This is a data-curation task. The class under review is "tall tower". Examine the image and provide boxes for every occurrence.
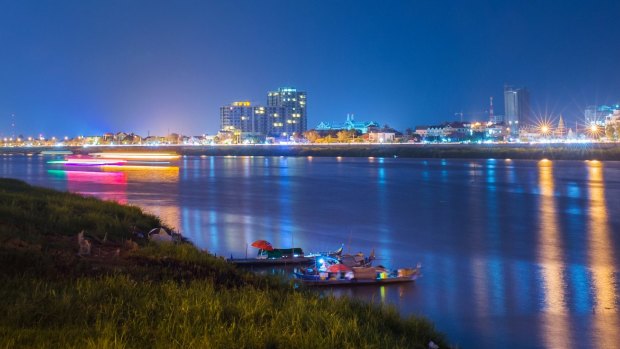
[556,115,566,138]
[504,85,531,136]
[10,113,16,138]
[489,97,495,124]
[266,87,307,138]
[220,101,261,133]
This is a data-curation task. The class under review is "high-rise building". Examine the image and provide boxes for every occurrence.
[220,101,264,133]
[504,85,531,135]
[585,104,620,126]
[266,87,307,138]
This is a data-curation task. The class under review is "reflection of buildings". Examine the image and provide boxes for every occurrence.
[537,160,571,349]
[587,161,619,347]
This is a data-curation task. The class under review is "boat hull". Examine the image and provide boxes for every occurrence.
[228,257,313,266]
[293,272,419,287]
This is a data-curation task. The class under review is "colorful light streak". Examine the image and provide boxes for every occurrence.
[89,152,181,160]
[102,165,179,171]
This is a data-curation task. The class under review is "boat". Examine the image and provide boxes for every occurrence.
[307,247,375,268]
[228,240,313,266]
[294,264,421,287]
[338,249,375,268]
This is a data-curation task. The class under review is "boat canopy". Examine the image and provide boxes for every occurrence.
[258,248,304,259]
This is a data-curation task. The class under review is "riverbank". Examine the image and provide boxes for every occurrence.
[3,143,620,160]
[0,178,449,348]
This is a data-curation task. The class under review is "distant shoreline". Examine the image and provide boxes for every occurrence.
[2,143,620,161]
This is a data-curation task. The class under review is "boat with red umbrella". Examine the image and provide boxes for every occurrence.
[228,240,312,266]
[250,240,274,251]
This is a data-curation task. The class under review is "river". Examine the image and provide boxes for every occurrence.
[2,153,619,348]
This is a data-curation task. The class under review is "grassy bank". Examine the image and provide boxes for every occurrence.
[0,178,449,348]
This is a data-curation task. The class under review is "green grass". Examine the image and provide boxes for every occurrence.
[0,275,445,348]
[0,178,450,348]
[0,177,160,244]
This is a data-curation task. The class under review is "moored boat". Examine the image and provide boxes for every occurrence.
[228,240,313,266]
[294,264,421,287]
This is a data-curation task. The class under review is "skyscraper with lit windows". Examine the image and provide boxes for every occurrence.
[504,85,531,135]
[266,87,307,138]
[220,101,264,133]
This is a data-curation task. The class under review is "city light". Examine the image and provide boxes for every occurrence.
[586,124,602,138]
[90,152,181,160]
[535,117,554,136]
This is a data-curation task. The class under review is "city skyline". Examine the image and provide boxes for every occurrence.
[1,1,619,136]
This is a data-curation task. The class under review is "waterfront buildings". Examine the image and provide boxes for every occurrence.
[220,101,262,134]
[585,104,620,126]
[219,87,307,140]
[266,87,307,138]
[416,122,471,139]
[368,132,395,143]
[414,121,510,142]
[316,114,379,134]
[504,85,531,135]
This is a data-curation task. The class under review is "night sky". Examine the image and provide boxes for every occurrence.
[1,0,619,137]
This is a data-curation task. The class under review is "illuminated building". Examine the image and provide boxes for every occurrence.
[316,114,379,134]
[368,132,395,143]
[504,85,531,136]
[585,104,620,126]
[220,101,264,134]
[219,88,307,139]
[266,87,307,138]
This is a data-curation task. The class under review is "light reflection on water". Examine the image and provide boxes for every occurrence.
[2,155,620,348]
[587,161,619,348]
[537,160,572,348]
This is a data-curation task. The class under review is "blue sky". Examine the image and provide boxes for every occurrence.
[1,0,619,136]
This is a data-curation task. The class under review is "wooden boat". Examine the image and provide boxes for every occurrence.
[228,241,313,266]
[228,241,352,267]
[294,265,421,287]
[228,255,313,266]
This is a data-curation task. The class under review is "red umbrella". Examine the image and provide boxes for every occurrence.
[251,240,274,251]
[327,264,352,273]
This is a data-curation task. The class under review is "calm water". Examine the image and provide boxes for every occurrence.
[2,154,620,348]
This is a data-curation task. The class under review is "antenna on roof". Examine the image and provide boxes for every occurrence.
[10,113,16,138]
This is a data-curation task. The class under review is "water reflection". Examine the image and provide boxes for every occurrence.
[102,165,179,182]
[537,160,572,348]
[48,169,128,203]
[5,155,620,348]
[587,161,619,348]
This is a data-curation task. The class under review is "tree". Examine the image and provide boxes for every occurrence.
[605,124,615,140]
[336,130,351,143]
[303,130,320,143]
